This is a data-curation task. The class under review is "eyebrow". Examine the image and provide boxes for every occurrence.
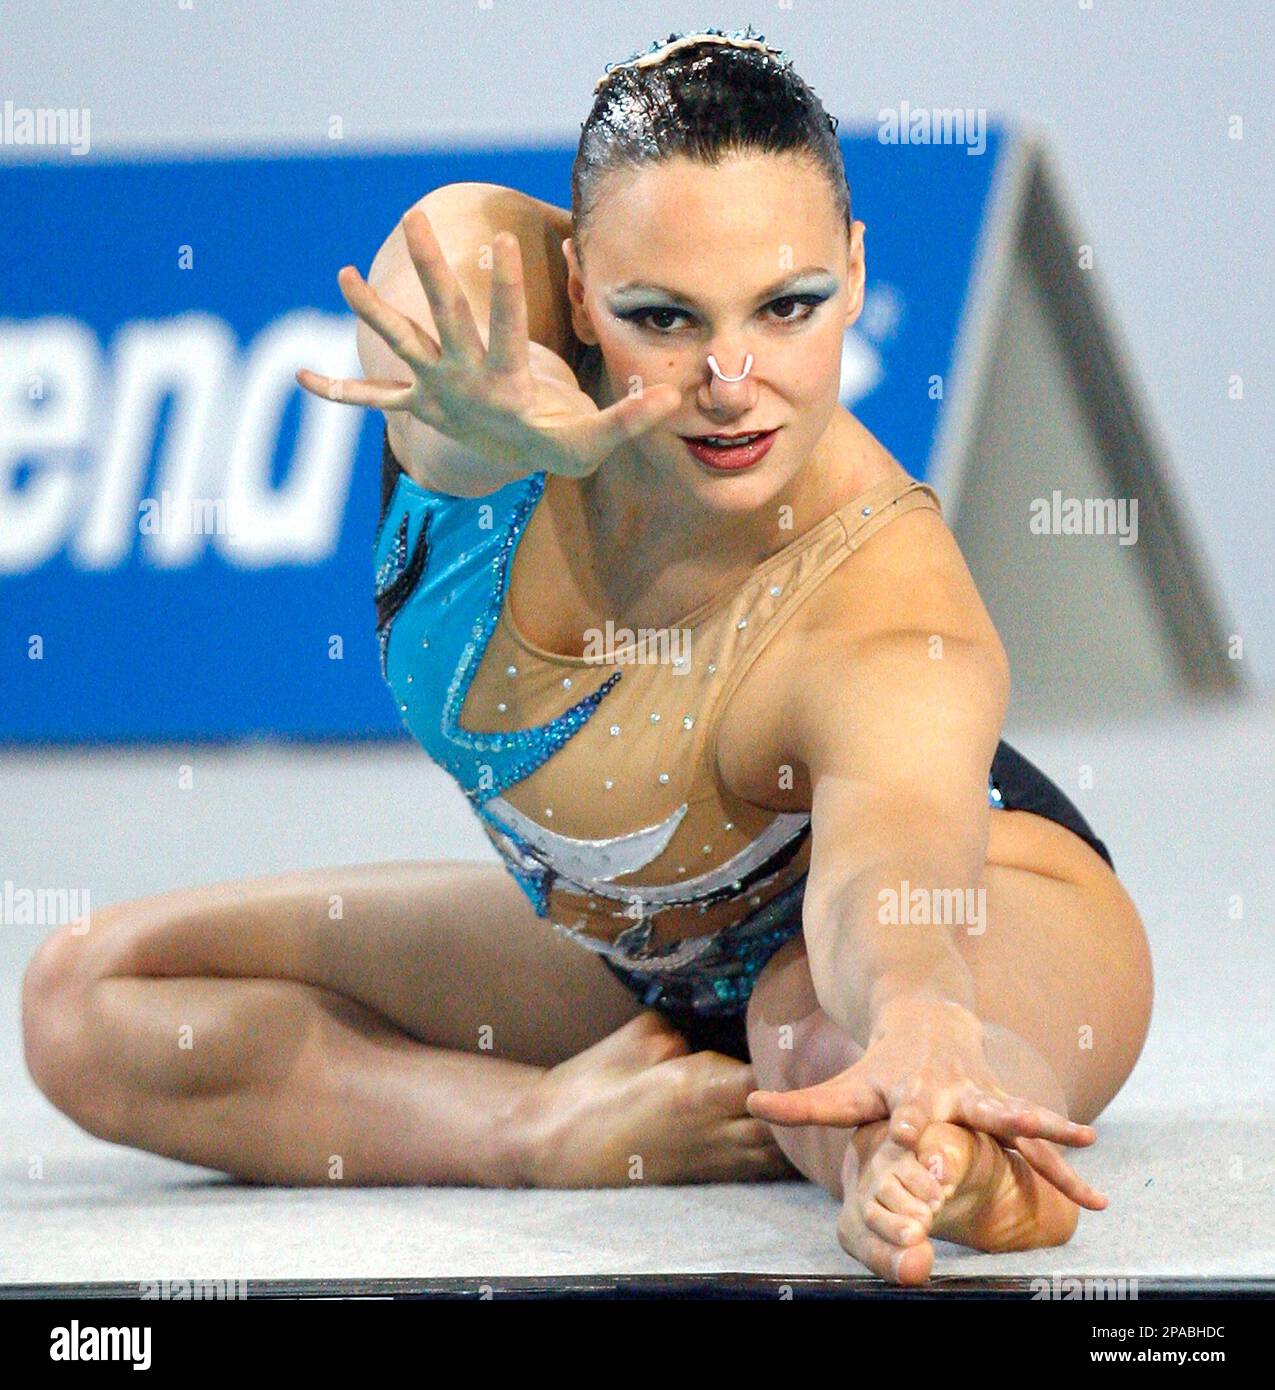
[607,266,837,309]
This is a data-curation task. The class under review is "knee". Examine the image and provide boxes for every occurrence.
[745,937,813,1091]
[21,926,116,1133]
[746,936,861,1094]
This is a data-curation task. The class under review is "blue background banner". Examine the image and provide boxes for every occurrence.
[0,128,1001,742]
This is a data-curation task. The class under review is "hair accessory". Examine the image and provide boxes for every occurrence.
[595,25,792,91]
[707,353,754,383]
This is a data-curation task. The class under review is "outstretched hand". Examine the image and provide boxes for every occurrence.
[296,207,682,480]
[746,998,1106,1210]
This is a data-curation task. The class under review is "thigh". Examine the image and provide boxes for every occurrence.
[954,843,1154,1123]
[59,859,648,1067]
[747,835,1153,1124]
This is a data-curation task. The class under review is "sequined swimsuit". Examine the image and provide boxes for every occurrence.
[374,429,1113,1050]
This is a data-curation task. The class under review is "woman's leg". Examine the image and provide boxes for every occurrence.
[20,859,650,1186]
[746,816,1154,1279]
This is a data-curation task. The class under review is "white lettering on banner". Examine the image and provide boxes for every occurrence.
[0,311,361,574]
[76,313,237,569]
[0,318,98,571]
[222,312,360,566]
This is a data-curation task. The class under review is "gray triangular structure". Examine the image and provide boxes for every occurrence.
[928,128,1240,721]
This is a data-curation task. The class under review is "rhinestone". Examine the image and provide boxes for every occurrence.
[673,656,687,667]
[682,715,694,729]
[677,865,686,874]
[604,779,614,790]
[707,662,717,674]
[399,702,407,712]
[588,899,597,909]
[723,820,734,830]
[506,664,518,677]
[406,674,413,683]
[649,712,660,723]
[702,843,711,854]
[544,807,553,818]
[497,702,507,712]
[736,617,748,629]
[562,677,573,689]
[769,584,782,596]
[862,505,872,516]
[609,724,621,736]
[421,635,429,648]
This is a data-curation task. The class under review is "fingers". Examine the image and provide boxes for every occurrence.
[746,1074,887,1129]
[295,367,414,411]
[400,208,487,361]
[337,265,441,372]
[1013,1135,1109,1211]
[953,1085,1097,1149]
[485,231,530,378]
[565,383,682,470]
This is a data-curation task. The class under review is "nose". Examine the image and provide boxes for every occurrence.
[698,350,758,416]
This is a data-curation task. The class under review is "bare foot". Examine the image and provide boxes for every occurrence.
[837,1119,1081,1285]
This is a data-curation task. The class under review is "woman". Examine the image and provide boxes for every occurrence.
[22,27,1153,1286]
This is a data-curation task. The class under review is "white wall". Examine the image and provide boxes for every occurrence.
[2,0,1270,685]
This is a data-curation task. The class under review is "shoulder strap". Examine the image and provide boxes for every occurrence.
[702,475,942,794]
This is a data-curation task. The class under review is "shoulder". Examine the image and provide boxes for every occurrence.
[800,491,994,647]
[715,473,1008,802]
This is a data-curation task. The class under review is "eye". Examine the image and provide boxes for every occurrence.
[765,293,828,323]
[619,306,693,334]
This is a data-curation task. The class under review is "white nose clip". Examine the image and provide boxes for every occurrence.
[707,353,754,382]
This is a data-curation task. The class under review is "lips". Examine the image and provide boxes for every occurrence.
[680,427,779,472]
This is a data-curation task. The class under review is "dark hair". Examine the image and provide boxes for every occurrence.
[571,31,852,258]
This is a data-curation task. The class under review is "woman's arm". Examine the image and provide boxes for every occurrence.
[300,184,679,496]
[358,182,580,496]
[788,505,1008,1034]
[746,507,1101,1199]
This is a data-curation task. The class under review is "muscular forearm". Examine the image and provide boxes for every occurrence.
[384,411,528,498]
[804,849,982,1045]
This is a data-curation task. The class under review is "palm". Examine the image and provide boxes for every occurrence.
[296,207,681,480]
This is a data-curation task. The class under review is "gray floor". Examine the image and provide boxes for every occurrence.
[1,692,1271,1284]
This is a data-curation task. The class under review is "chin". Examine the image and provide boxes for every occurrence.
[670,441,804,514]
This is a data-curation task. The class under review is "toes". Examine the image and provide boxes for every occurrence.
[862,1195,929,1247]
[893,1152,947,1211]
[838,1199,933,1284]
[916,1121,973,1195]
[873,1169,937,1228]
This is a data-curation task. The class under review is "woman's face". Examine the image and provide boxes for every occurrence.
[565,150,865,514]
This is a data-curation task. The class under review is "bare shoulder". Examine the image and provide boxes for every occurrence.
[364,182,575,359]
[715,471,1006,808]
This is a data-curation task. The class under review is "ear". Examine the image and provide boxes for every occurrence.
[843,220,867,329]
[562,236,600,346]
